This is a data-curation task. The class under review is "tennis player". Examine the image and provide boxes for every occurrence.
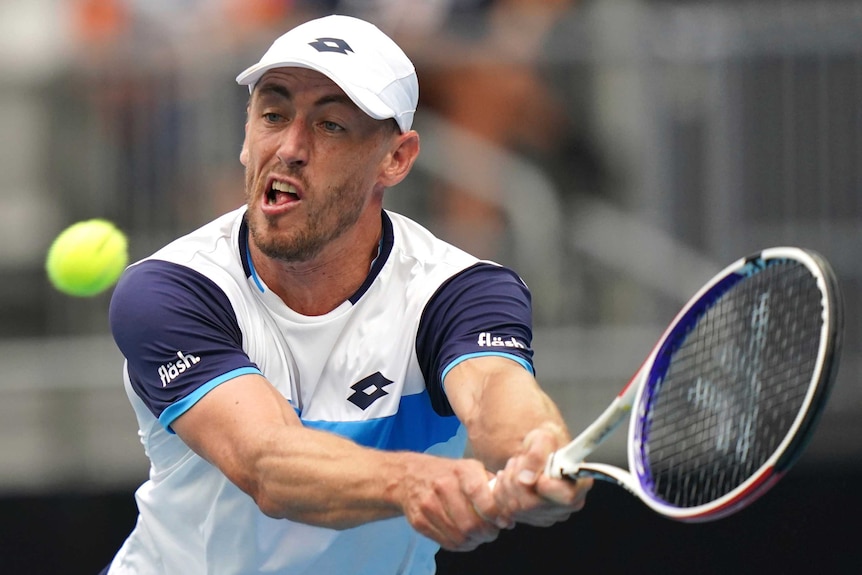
[101,14,590,575]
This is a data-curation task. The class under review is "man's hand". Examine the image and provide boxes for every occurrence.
[492,424,593,527]
[398,455,507,551]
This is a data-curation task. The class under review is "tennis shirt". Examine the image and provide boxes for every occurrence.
[105,206,535,574]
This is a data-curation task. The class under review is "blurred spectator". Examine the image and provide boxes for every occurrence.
[331,0,594,260]
[66,0,312,234]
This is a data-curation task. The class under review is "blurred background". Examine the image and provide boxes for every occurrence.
[1,0,860,573]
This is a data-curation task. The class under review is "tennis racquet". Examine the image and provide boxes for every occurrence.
[545,246,843,522]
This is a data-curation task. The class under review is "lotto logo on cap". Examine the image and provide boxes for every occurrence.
[236,15,418,133]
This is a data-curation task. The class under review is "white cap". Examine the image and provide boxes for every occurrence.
[236,15,418,133]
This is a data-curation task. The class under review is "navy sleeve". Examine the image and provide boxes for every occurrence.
[108,260,261,430]
[416,263,535,416]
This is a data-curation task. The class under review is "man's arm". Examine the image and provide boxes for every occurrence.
[443,355,592,525]
[170,372,505,550]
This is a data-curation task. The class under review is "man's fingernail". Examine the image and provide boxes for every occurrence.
[517,470,537,484]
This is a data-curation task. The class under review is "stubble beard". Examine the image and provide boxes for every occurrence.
[245,169,368,263]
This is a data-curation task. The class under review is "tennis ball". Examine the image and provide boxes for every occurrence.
[45,219,129,297]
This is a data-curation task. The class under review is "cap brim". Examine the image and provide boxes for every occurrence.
[236,59,395,123]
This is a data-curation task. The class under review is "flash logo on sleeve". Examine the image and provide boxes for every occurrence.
[477,333,527,349]
[158,351,202,387]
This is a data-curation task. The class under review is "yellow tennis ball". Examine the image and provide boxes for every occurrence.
[45,219,129,297]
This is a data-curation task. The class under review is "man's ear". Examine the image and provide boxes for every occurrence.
[380,131,420,188]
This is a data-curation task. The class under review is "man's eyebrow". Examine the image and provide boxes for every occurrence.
[314,93,354,109]
[254,85,354,111]
[256,83,292,101]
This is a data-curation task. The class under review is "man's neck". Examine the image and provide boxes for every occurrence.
[249,215,383,316]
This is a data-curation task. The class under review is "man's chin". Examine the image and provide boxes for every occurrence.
[250,229,322,264]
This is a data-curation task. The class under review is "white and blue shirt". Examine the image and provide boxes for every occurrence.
[106,206,535,575]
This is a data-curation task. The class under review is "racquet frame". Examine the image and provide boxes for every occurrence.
[545,247,842,521]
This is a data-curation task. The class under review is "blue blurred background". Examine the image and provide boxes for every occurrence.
[1,0,860,573]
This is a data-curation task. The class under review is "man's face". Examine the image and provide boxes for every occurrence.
[241,67,395,263]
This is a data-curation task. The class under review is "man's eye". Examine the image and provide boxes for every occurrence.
[322,121,344,132]
[263,112,283,122]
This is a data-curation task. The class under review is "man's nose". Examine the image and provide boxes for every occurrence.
[276,120,310,167]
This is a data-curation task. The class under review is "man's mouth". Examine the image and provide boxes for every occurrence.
[266,180,300,206]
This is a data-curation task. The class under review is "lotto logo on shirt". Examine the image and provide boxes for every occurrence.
[158,351,202,387]
[477,332,527,349]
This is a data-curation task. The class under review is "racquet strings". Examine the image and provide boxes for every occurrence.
[639,260,825,508]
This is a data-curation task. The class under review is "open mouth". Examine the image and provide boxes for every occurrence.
[266,180,300,206]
